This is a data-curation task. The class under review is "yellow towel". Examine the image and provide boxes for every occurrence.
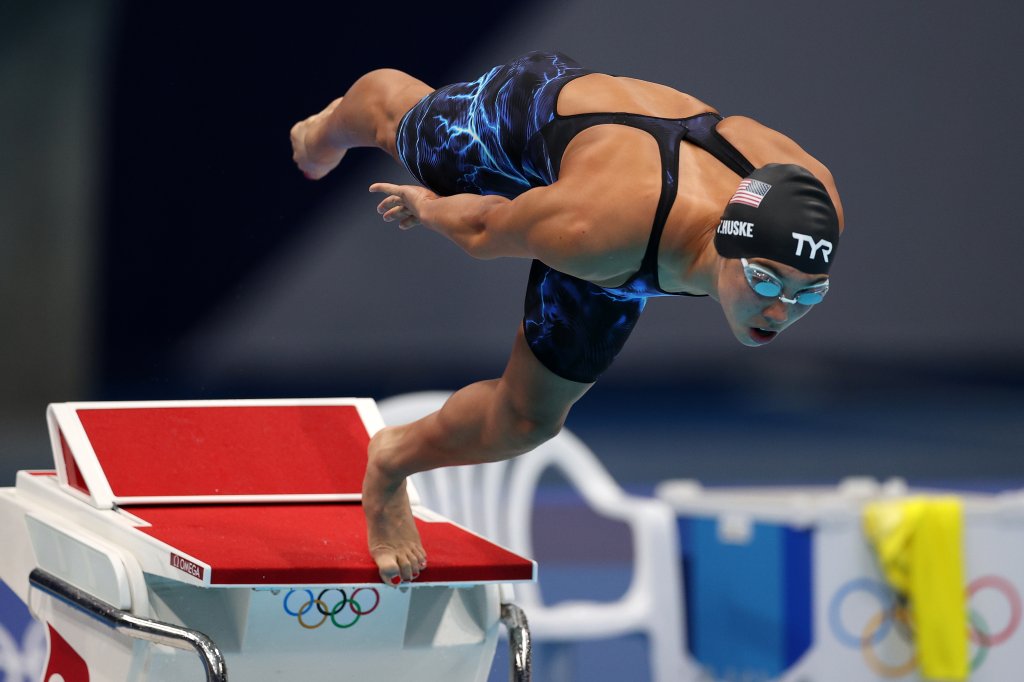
[862,496,968,681]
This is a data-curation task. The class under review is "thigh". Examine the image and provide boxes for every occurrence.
[497,324,595,431]
[414,324,592,467]
[522,261,646,384]
[394,51,589,198]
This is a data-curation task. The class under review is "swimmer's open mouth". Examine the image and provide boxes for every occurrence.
[748,327,778,344]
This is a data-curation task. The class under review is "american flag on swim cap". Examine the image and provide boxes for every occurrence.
[729,178,772,208]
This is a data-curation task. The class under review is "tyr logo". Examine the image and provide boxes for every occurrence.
[791,233,833,262]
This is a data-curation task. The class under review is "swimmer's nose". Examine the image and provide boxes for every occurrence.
[762,300,789,324]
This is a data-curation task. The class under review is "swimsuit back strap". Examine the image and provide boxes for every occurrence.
[614,115,686,279]
[679,112,756,178]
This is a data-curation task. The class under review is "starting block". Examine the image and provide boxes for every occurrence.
[0,399,536,681]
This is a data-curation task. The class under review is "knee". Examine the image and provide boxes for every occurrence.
[350,67,412,96]
[348,69,427,150]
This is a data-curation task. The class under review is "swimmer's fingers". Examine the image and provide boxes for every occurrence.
[369,182,405,197]
[369,182,438,206]
[377,195,404,216]
[372,185,416,219]
[389,210,420,230]
[382,206,413,222]
[370,183,436,230]
[379,204,421,230]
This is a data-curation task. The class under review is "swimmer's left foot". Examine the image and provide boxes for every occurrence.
[363,427,428,585]
[290,97,348,180]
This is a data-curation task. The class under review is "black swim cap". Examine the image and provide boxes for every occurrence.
[714,163,840,275]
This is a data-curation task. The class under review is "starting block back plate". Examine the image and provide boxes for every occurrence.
[47,399,383,508]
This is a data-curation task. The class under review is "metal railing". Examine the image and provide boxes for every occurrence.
[29,568,227,682]
[500,602,532,682]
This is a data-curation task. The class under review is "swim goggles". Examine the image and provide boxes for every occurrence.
[741,258,829,305]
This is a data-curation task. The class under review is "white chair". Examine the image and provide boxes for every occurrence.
[377,391,699,682]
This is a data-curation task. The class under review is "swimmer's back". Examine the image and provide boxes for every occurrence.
[558,73,837,190]
[554,73,844,242]
[558,73,717,119]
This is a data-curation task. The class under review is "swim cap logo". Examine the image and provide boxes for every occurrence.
[792,232,833,262]
[718,220,754,238]
[729,178,772,208]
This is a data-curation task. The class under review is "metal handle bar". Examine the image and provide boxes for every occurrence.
[500,602,532,682]
[29,568,227,682]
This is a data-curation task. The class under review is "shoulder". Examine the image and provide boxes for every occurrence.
[523,173,654,283]
[549,133,665,281]
[717,116,845,231]
[716,116,829,176]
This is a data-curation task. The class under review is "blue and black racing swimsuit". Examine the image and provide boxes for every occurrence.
[396,51,755,383]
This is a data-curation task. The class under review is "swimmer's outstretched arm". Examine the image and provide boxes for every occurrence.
[370,181,607,274]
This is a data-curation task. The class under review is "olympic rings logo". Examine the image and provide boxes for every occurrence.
[282,588,381,629]
[828,575,1022,676]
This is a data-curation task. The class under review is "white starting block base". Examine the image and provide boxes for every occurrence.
[25,578,501,681]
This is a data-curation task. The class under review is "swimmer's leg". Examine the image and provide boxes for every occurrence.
[363,325,593,584]
[290,69,433,179]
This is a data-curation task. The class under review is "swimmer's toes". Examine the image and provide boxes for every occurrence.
[398,551,421,583]
[371,548,401,585]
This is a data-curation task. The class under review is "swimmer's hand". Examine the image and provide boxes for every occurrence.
[370,182,439,230]
[370,183,516,260]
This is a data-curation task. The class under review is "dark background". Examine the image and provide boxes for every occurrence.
[3,0,1023,487]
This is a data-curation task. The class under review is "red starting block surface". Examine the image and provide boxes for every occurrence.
[42,399,536,586]
[128,503,533,585]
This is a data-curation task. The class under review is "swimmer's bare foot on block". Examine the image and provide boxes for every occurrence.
[290,97,347,180]
[363,426,428,585]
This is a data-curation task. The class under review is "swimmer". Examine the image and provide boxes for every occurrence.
[290,51,845,585]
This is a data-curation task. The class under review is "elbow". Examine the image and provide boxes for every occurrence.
[465,198,514,260]
[463,234,502,260]
[449,211,498,260]
[464,237,499,261]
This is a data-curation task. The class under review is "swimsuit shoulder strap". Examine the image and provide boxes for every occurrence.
[679,112,756,178]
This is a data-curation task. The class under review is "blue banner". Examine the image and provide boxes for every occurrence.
[0,581,44,682]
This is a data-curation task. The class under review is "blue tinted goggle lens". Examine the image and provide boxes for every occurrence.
[743,260,828,305]
[752,280,782,297]
[792,289,826,305]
